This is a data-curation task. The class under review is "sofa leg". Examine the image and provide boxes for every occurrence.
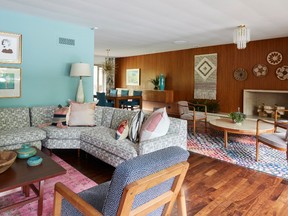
[77,149,80,157]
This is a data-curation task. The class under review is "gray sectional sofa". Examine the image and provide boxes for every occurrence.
[0,107,46,151]
[0,106,187,167]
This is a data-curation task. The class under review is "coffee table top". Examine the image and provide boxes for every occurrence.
[209,118,274,135]
[0,148,66,192]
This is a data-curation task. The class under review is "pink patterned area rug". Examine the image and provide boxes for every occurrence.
[0,154,97,216]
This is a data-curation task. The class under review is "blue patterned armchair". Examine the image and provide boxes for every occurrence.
[54,146,189,216]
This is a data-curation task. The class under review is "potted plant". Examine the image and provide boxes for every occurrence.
[150,76,160,90]
[228,111,246,124]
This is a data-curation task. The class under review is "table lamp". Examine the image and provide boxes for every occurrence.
[70,63,91,103]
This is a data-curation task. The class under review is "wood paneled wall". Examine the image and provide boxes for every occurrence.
[115,37,288,114]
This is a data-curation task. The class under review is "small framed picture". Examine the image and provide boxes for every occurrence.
[0,67,21,98]
[126,68,140,86]
[0,32,22,64]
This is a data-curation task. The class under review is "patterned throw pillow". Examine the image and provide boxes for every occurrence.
[116,120,129,140]
[68,102,96,126]
[52,106,69,126]
[139,107,170,142]
[129,110,145,143]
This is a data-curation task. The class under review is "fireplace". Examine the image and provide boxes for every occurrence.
[243,89,288,116]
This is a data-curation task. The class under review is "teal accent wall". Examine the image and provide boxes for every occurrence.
[0,9,94,107]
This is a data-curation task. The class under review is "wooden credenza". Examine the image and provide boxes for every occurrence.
[142,90,174,113]
[142,90,174,104]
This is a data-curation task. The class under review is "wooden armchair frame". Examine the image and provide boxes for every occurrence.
[54,161,189,216]
[178,101,207,135]
[274,109,288,130]
[256,119,287,161]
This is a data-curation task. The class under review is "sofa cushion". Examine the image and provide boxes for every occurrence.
[115,120,129,140]
[101,107,115,128]
[41,126,94,139]
[68,102,96,126]
[139,107,170,142]
[30,106,57,127]
[42,139,80,149]
[0,127,46,147]
[0,107,30,130]
[111,109,137,130]
[129,110,145,143]
[81,126,138,161]
[52,106,70,126]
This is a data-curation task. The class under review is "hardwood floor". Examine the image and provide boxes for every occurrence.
[53,149,288,215]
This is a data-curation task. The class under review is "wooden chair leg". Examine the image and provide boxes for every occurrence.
[256,138,259,161]
[177,188,187,216]
[193,120,196,135]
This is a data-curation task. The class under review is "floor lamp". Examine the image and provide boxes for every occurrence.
[70,63,91,103]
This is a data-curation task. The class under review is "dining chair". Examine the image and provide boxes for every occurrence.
[96,92,114,107]
[109,89,118,96]
[256,119,288,161]
[124,90,142,110]
[53,146,189,216]
[177,101,207,135]
[119,89,129,109]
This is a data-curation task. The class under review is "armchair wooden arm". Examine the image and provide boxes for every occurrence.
[274,109,288,130]
[190,103,207,115]
[256,119,274,136]
[54,182,103,216]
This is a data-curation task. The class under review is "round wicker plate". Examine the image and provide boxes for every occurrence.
[234,68,247,81]
[253,64,268,77]
[267,51,282,65]
[275,65,288,80]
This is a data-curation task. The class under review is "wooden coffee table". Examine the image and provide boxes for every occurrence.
[209,118,275,148]
[0,148,66,216]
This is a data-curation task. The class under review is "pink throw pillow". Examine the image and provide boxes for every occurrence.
[139,107,170,142]
[68,102,96,126]
[116,120,129,140]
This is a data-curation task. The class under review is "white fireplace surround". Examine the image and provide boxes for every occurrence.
[243,89,288,116]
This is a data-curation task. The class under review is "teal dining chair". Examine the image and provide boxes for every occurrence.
[119,89,129,109]
[124,90,142,110]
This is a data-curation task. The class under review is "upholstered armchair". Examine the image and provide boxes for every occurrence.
[177,101,207,135]
[54,146,189,216]
[256,119,288,161]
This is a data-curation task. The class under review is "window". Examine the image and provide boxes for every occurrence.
[93,65,106,95]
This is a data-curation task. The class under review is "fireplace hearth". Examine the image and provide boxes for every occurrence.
[243,89,288,117]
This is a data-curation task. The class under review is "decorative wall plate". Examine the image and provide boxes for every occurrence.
[275,66,288,80]
[253,64,268,77]
[234,68,247,81]
[267,51,282,65]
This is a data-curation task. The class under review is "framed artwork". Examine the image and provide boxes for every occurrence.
[0,32,22,64]
[126,68,140,86]
[0,67,21,98]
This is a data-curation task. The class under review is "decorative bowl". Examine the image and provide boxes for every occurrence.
[16,144,37,159]
[0,151,17,174]
[27,156,43,166]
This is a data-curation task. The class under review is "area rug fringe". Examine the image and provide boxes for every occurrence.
[0,154,97,216]
[187,129,288,180]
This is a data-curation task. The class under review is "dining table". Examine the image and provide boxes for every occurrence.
[106,95,142,109]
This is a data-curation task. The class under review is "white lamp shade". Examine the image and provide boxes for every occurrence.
[70,63,91,77]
